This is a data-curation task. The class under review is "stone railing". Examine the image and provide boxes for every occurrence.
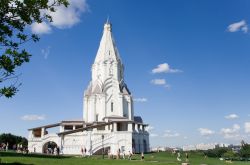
[42,133,58,141]
[91,133,115,153]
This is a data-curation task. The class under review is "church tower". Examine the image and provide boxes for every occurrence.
[83,22,134,123]
[28,22,149,155]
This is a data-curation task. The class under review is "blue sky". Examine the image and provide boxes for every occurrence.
[1,0,250,147]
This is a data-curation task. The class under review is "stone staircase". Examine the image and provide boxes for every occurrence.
[91,133,115,154]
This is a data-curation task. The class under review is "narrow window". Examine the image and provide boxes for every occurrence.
[111,102,113,112]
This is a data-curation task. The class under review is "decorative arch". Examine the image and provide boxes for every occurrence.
[42,141,58,154]
[92,79,104,94]
[103,78,113,93]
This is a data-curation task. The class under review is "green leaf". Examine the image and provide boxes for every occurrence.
[0,86,17,98]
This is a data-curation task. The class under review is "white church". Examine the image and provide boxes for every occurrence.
[28,22,150,155]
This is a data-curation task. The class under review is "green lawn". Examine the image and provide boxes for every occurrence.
[0,151,249,165]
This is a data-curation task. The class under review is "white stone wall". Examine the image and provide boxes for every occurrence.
[28,133,60,153]
[29,130,148,155]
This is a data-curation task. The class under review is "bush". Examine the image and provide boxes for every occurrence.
[205,147,230,158]
[239,143,250,159]
[0,133,27,150]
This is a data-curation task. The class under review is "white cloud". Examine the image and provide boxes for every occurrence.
[152,63,182,74]
[146,126,158,137]
[221,124,240,139]
[151,79,170,88]
[163,130,180,138]
[41,46,51,59]
[151,79,166,85]
[31,0,88,34]
[225,114,239,120]
[146,126,154,132]
[163,132,180,138]
[227,20,248,33]
[49,0,88,29]
[150,133,159,137]
[245,122,250,133]
[198,128,215,136]
[31,22,51,34]
[21,115,46,121]
[134,98,147,102]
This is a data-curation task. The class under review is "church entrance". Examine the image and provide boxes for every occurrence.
[42,141,58,154]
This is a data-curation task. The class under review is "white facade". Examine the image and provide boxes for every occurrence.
[28,22,149,155]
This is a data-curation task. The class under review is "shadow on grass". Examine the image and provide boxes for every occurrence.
[0,151,70,159]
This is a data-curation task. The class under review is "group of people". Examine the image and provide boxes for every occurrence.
[106,148,144,161]
[0,143,8,151]
[80,147,87,157]
[46,146,60,155]
[0,142,29,154]
[80,147,145,161]
[107,148,133,160]
[176,152,189,162]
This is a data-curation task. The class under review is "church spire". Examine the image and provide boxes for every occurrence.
[93,21,121,64]
[91,22,124,83]
[84,22,133,124]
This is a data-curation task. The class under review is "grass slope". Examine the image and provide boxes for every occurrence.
[0,151,249,165]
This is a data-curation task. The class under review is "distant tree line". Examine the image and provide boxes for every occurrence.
[204,141,250,161]
[0,133,27,150]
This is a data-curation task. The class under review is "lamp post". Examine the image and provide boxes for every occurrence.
[102,134,104,159]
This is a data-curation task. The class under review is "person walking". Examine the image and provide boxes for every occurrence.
[128,151,132,160]
[185,152,189,162]
[177,152,181,161]
[81,147,84,157]
[84,147,87,157]
[141,152,144,161]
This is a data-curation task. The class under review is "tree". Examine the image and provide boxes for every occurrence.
[205,147,230,158]
[0,133,28,149]
[239,143,250,159]
[223,150,238,160]
[0,0,68,98]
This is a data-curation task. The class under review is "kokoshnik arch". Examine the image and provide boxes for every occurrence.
[28,22,150,155]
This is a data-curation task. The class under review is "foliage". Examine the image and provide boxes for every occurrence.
[0,133,27,149]
[239,143,250,158]
[0,0,68,98]
[223,150,238,160]
[204,147,230,158]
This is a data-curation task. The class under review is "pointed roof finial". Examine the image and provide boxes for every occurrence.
[104,16,112,31]
[106,15,110,24]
